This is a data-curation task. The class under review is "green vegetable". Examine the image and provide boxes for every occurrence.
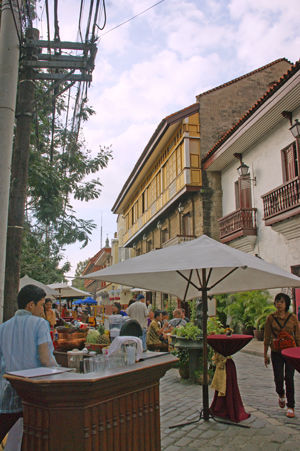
[86,329,100,344]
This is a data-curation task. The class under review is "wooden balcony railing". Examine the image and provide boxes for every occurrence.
[218,208,257,242]
[262,176,300,221]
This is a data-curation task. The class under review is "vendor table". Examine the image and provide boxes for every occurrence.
[5,353,177,451]
[282,347,300,373]
[207,334,252,423]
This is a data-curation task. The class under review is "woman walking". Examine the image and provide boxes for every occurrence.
[264,293,300,418]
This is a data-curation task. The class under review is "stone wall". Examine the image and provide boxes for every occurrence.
[198,59,292,157]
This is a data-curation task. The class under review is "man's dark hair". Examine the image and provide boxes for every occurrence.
[17,284,46,309]
[274,292,291,312]
[154,310,161,319]
[113,302,121,312]
[45,298,52,304]
[161,311,168,316]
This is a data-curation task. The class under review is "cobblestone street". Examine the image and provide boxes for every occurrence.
[160,346,300,450]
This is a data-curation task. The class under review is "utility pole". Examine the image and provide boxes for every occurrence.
[2,24,97,320]
[4,28,39,321]
[0,0,21,323]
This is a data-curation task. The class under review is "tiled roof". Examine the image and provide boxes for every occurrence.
[82,248,111,275]
[197,58,292,99]
[202,59,300,164]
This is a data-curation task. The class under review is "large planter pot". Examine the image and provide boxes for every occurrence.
[172,336,203,350]
[179,366,189,379]
[172,336,203,383]
[253,329,264,341]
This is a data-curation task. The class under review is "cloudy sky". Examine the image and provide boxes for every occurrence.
[34,0,300,279]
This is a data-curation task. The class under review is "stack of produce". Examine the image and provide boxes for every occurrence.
[85,325,110,353]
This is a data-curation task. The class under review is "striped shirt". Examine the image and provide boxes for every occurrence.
[0,309,54,413]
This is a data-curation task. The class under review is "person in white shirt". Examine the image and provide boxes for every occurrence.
[126,294,148,351]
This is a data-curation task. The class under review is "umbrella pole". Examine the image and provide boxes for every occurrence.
[201,272,210,421]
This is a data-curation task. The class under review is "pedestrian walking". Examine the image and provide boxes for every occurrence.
[264,292,300,418]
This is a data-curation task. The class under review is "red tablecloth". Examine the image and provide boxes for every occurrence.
[282,347,300,373]
[207,334,253,356]
[207,334,252,423]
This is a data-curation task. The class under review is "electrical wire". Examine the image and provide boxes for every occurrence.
[54,0,61,44]
[98,0,165,36]
[78,0,85,42]
[94,0,106,33]
[25,0,33,28]
[45,0,51,54]
[85,0,94,43]
[17,0,25,40]
[91,0,101,42]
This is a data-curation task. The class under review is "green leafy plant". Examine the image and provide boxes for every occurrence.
[254,305,276,330]
[216,291,272,332]
[207,317,225,335]
[189,299,197,323]
[171,348,189,369]
[166,298,177,320]
[173,322,202,340]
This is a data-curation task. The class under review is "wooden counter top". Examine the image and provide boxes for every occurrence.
[5,353,178,451]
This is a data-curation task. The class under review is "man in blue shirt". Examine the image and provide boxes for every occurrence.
[0,284,56,443]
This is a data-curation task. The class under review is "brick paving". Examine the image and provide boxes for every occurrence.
[160,340,300,450]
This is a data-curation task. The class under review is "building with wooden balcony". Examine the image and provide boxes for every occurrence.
[81,239,112,299]
[112,59,292,307]
[203,60,300,312]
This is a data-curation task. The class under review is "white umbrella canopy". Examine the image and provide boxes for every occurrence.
[83,234,300,422]
[83,235,300,298]
[47,283,91,298]
[20,275,59,297]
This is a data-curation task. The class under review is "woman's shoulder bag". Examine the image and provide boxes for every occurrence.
[271,314,296,352]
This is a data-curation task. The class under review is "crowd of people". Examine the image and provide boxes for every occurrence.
[119,293,189,351]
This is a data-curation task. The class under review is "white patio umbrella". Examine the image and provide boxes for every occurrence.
[20,275,59,297]
[47,283,91,299]
[82,234,300,420]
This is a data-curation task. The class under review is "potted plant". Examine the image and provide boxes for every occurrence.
[218,290,272,334]
[172,348,190,379]
[171,322,202,348]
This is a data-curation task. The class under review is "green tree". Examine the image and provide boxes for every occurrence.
[5,77,112,319]
[72,259,90,290]
[20,222,70,284]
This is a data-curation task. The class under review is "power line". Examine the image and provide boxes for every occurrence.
[98,0,166,36]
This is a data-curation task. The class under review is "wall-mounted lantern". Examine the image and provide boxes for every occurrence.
[177,202,184,214]
[290,119,300,139]
[234,152,256,184]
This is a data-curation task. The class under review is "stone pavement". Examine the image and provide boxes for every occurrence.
[160,340,300,450]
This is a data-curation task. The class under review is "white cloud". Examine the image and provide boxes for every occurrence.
[48,0,300,276]
[228,0,300,65]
